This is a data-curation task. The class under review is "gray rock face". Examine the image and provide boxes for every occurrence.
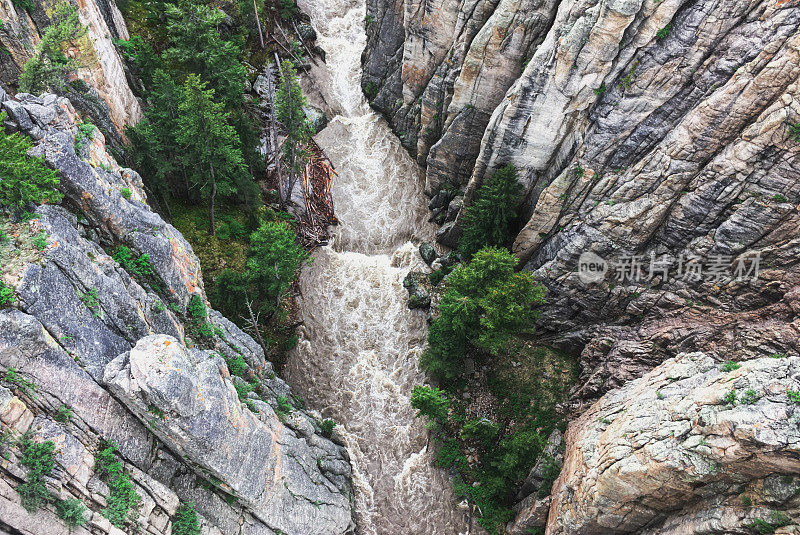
[0,93,354,534]
[365,1,800,532]
[0,0,141,136]
[546,352,800,534]
[365,0,800,406]
[104,335,353,535]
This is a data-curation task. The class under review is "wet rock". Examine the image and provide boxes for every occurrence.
[444,195,463,223]
[297,23,316,42]
[402,271,431,309]
[419,243,438,265]
[304,104,328,134]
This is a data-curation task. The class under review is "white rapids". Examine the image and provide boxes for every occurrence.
[284,0,472,533]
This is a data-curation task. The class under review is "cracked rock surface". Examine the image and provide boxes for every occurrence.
[0,91,354,535]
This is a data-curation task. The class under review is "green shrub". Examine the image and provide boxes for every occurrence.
[94,442,140,528]
[56,498,88,527]
[656,23,673,40]
[73,121,96,154]
[745,511,791,534]
[320,419,336,438]
[0,112,63,209]
[723,388,737,406]
[721,360,741,372]
[54,404,73,423]
[0,281,14,308]
[172,502,200,535]
[279,0,297,20]
[17,433,56,512]
[458,164,522,258]
[741,389,759,405]
[459,418,499,446]
[4,367,37,398]
[410,385,450,423]
[789,123,800,143]
[33,231,49,250]
[421,247,545,382]
[787,390,800,404]
[11,0,35,12]
[429,264,455,286]
[224,353,247,376]
[121,187,132,199]
[364,81,378,100]
[187,294,214,340]
[772,193,788,203]
[246,221,309,309]
[80,288,101,317]
[112,246,155,279]
[276,395,292,414]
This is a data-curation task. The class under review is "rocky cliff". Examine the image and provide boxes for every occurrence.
[0,0,141,146]
[0,91,354,534]
[364,0,800,532]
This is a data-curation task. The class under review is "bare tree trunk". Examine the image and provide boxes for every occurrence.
[244,296,267,351]
[266,62,285,208]
[209,163,217,236]
[286,143,297,206]
[253,0,265,49]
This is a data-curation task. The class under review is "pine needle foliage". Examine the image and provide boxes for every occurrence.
[458,164,523,258]
[421,247,544,382]
[176,75,246,234]
[19,2,88,94]
[0,112,63,209]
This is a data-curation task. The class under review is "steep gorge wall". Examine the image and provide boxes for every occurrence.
[364,0,800,533]
[0,0,141,141]
[0,92,354,534]
[364,0,800,404]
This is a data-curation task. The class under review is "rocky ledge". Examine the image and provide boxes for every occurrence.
[0,92,354,534]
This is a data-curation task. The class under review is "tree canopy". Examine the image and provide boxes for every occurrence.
[458,164,523,258]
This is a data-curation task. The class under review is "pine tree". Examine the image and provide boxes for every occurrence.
[458,164,523,258]
[176,75,245,235]
[18,2,88,94]
[0,112,63,209]
[162,1,247,111]
[127,69,184,200]
[275,59,312,206]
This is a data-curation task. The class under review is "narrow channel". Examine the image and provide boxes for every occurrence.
[283,0,472,533]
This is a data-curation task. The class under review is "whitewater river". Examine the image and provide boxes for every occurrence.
[284,0,472,533]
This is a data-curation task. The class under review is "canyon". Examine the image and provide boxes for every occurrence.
[0,0,799,533]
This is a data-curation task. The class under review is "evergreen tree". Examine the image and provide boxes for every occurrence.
[19,2,88,94]
[0,112,63,209]
[176,75,246,235]
[127,69,184,199]
[275,59,312,206]
[246,220,309,309]
[421,247,544,382]
[458,164,523,258]
[162,1,247,110]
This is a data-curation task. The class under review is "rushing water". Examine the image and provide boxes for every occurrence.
[284,0,472,533]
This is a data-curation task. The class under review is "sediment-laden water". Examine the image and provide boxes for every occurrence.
[284,1,471,533]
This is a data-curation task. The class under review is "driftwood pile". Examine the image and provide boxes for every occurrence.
[298,139,337,247]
